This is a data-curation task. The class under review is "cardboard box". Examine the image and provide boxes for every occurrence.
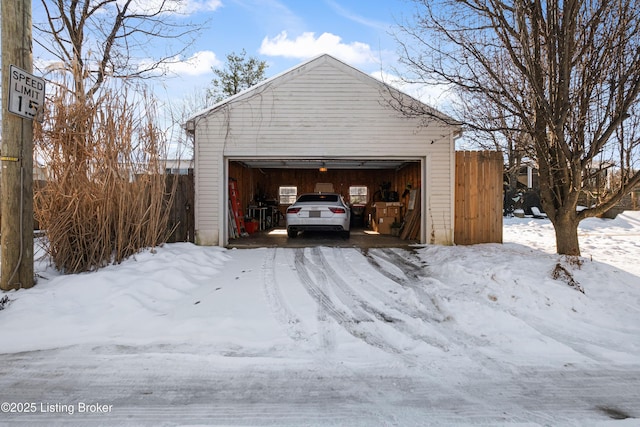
[374,202,403,208]
[385,206,403,217]
[376,216,396,235]
[374,202,403,219]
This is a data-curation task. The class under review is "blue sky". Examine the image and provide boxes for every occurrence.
[157,0,412,96]
[148,0,418,104]
[28,0,456,151]
[28,0,451,111]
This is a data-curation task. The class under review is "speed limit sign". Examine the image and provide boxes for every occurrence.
[8,64,45,121]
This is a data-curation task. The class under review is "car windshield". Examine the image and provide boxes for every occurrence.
[297,194,339,203]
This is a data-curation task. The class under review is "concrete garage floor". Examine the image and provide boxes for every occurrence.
[228,227,419,249]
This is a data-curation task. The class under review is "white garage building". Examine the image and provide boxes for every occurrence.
[186,54,461,246]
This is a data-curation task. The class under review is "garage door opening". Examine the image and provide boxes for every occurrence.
[226,158,423,247]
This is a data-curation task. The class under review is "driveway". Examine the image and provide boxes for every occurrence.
[1,243,638,426]
[3,344,637,426]
[228,227,419,248]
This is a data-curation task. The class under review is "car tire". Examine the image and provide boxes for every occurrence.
[287,229,297,238]
[342,229,350,239]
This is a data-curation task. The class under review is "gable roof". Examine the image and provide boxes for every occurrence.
[185,54,460,131]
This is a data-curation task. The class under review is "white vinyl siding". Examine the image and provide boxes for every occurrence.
[193,122,223,245]
[217,66,449,158]
[191,55,458,246]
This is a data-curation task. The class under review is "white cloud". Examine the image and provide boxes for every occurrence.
[259,31,378,65]
[168,50,221,76]
[143,50,221,77]
[183,0,223,14]
[116,0,222,15]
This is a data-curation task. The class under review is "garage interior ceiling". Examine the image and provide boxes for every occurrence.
[235,159,418,170]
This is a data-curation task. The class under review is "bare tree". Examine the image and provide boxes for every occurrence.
[35,0,204,101]
[160,50,268,159]
[395,0,640,255]
[29,0,201,273]
[455,86,536,212]
[167,86,210,158]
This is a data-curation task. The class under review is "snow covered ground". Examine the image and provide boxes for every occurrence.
[1,213,639,426]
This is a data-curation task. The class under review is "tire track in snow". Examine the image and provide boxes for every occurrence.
[313,247,450,352]
[361,248,517,372]
[336,248,433,322]
[261,248,308,343]
[378,247,427,282]
[291,248,336,352]
[364,248,450,323]
[294,247,508,372]
[293,248,412,358]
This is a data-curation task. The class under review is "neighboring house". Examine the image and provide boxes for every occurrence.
[185,54,462,246]
[163,159,194,175]
[515,161,613,194]
[507,160,638,216]
[516,162,539,190]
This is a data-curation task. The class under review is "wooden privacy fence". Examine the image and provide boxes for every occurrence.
[455,151,503,245]
[2,176,195,243]
[166,172,195,243]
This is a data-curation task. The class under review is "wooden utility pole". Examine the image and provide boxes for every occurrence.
[1,0,35,290]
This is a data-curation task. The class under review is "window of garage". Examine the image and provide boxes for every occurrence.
[349,186,368,204]
[278,186,297,205]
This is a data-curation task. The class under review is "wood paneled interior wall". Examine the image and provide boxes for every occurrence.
[229,161,422,225]
[229,161,254,218]
[394,162,421,215]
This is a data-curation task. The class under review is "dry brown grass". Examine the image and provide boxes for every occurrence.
[34,86,175,273]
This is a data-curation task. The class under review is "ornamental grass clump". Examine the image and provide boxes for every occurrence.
[34,86,175,273]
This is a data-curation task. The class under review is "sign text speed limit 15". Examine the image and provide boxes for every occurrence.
[8,65,45,121]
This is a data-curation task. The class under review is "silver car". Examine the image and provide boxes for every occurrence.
[286,193,351,238]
